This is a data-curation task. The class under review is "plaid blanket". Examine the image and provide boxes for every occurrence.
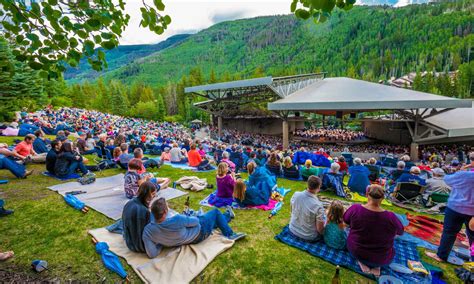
[275,225,429,282]
[405,213,468,249]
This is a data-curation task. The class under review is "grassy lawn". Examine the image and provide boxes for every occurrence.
[0,136,463,283]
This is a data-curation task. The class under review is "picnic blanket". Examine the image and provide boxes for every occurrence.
[405,213,469,249]
[175,176,208,192]
[89,227,234,284]
[48,174,187,220]
[163,161,215,172]
[42,171,80,180]
[275,225,430,283]
[199,192,279,211]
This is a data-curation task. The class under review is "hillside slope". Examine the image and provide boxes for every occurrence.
[65,34,190,82]
[79,2,472,86]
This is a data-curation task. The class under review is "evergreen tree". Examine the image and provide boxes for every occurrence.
[0,37,15,121]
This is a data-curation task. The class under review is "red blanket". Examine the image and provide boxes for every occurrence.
[405,213,468,249]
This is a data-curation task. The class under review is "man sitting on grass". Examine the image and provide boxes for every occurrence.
[13,134,47,163]
[142,198,246,258]
[289,176,325,242]
[0,145,33,179]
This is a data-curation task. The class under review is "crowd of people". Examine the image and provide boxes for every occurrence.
[1,106,473,279]
[294,127,366,142]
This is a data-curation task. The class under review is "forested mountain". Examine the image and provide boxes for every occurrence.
[1,1,472,123]
[94,2,473,86]
[64,34,190,82]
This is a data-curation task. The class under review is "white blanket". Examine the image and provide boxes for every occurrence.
[89,228,234,283]
[48,174,187,220]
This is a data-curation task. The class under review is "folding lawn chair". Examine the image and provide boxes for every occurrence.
[392,182,424,204]
[365,164,381,182]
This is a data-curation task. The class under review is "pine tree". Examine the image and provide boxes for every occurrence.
[0,37,15,121]
[209,68,218,83]
[110,80,129,116]
[156,92,166,121]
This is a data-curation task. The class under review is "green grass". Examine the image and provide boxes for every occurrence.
[0,136,463,283]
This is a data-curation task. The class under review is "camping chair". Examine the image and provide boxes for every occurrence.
[383,157,398,168]
[266,164,282,177]
[392,182,424,204]
[342,153,353,167]
[365,165,381,182]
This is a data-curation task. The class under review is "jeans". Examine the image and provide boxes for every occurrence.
[82,149,98,155]
[192,209,233,243]
[437,207,474,260]
[0,157,26,178]
[62,161,88,176]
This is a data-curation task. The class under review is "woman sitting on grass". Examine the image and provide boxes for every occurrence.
[233,178,272,207]
[209,162,236,207]
[301,159,319,181]
[323,200,346,250]
[282,156,300,179]
[266,152,282,176]
[247,162,277,190]
[122,181,157,253]
[343,184,403,277]
[54,142,89,178]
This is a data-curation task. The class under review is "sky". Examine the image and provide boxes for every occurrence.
[120,0,296,45]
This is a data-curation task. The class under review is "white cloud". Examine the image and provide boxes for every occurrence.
[119,0,291,45]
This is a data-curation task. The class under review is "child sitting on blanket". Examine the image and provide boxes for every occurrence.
[323,200,346,250]
[124,159,170,199]
[208,163,236,207]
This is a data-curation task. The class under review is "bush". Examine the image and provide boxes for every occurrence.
[164,115,184,123]
[131,101,159,120]
[50,96,73,107]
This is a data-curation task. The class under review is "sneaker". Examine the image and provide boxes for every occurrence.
[225,205,235,219]
[227,232,246,241]
[0,208,14,217]
[22,170,34,178]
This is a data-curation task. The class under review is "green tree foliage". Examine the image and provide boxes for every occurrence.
[0,0,171,78]
[131,101,160,120]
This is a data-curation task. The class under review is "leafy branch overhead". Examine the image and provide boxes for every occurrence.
[291,0,355,22]
[0,0,171,78]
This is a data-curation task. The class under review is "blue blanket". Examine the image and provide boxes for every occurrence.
[42,171,80,180]
[275,225,430,283]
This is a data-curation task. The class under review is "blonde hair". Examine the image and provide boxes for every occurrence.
[327,200,344,224]
[304,159,312,168]
[217,162,228,176]
[247,162,256,175]
[233,179,246,201]
[283,156,293,168]
[369,158,377,165]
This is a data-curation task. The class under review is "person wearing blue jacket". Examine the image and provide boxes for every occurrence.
[234,179,272,207]
[247,162,276,190]
[348,158,371,195]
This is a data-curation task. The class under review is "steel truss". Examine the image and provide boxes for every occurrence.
[188,73,326,116]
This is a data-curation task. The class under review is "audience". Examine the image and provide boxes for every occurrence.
[209,163,236,207]
[122,181,157,253]
[324,200,346,250]
[233,178,271,207]
[343,185,403,277]
[427,169,474,263]
[14,134,47,163]
[348,158,370,195]
[54,142,89,178]
[289,176,325,241]
[142,198,245,258]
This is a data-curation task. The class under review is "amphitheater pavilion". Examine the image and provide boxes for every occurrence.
[185,73,474,160]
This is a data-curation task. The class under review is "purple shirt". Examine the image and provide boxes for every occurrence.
[343,204,404,266]
[216,174,235,198]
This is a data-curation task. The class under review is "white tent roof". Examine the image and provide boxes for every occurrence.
[425,101,474,137]
[267,77,472,111]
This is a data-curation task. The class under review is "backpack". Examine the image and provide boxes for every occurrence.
[77,172,96,185]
